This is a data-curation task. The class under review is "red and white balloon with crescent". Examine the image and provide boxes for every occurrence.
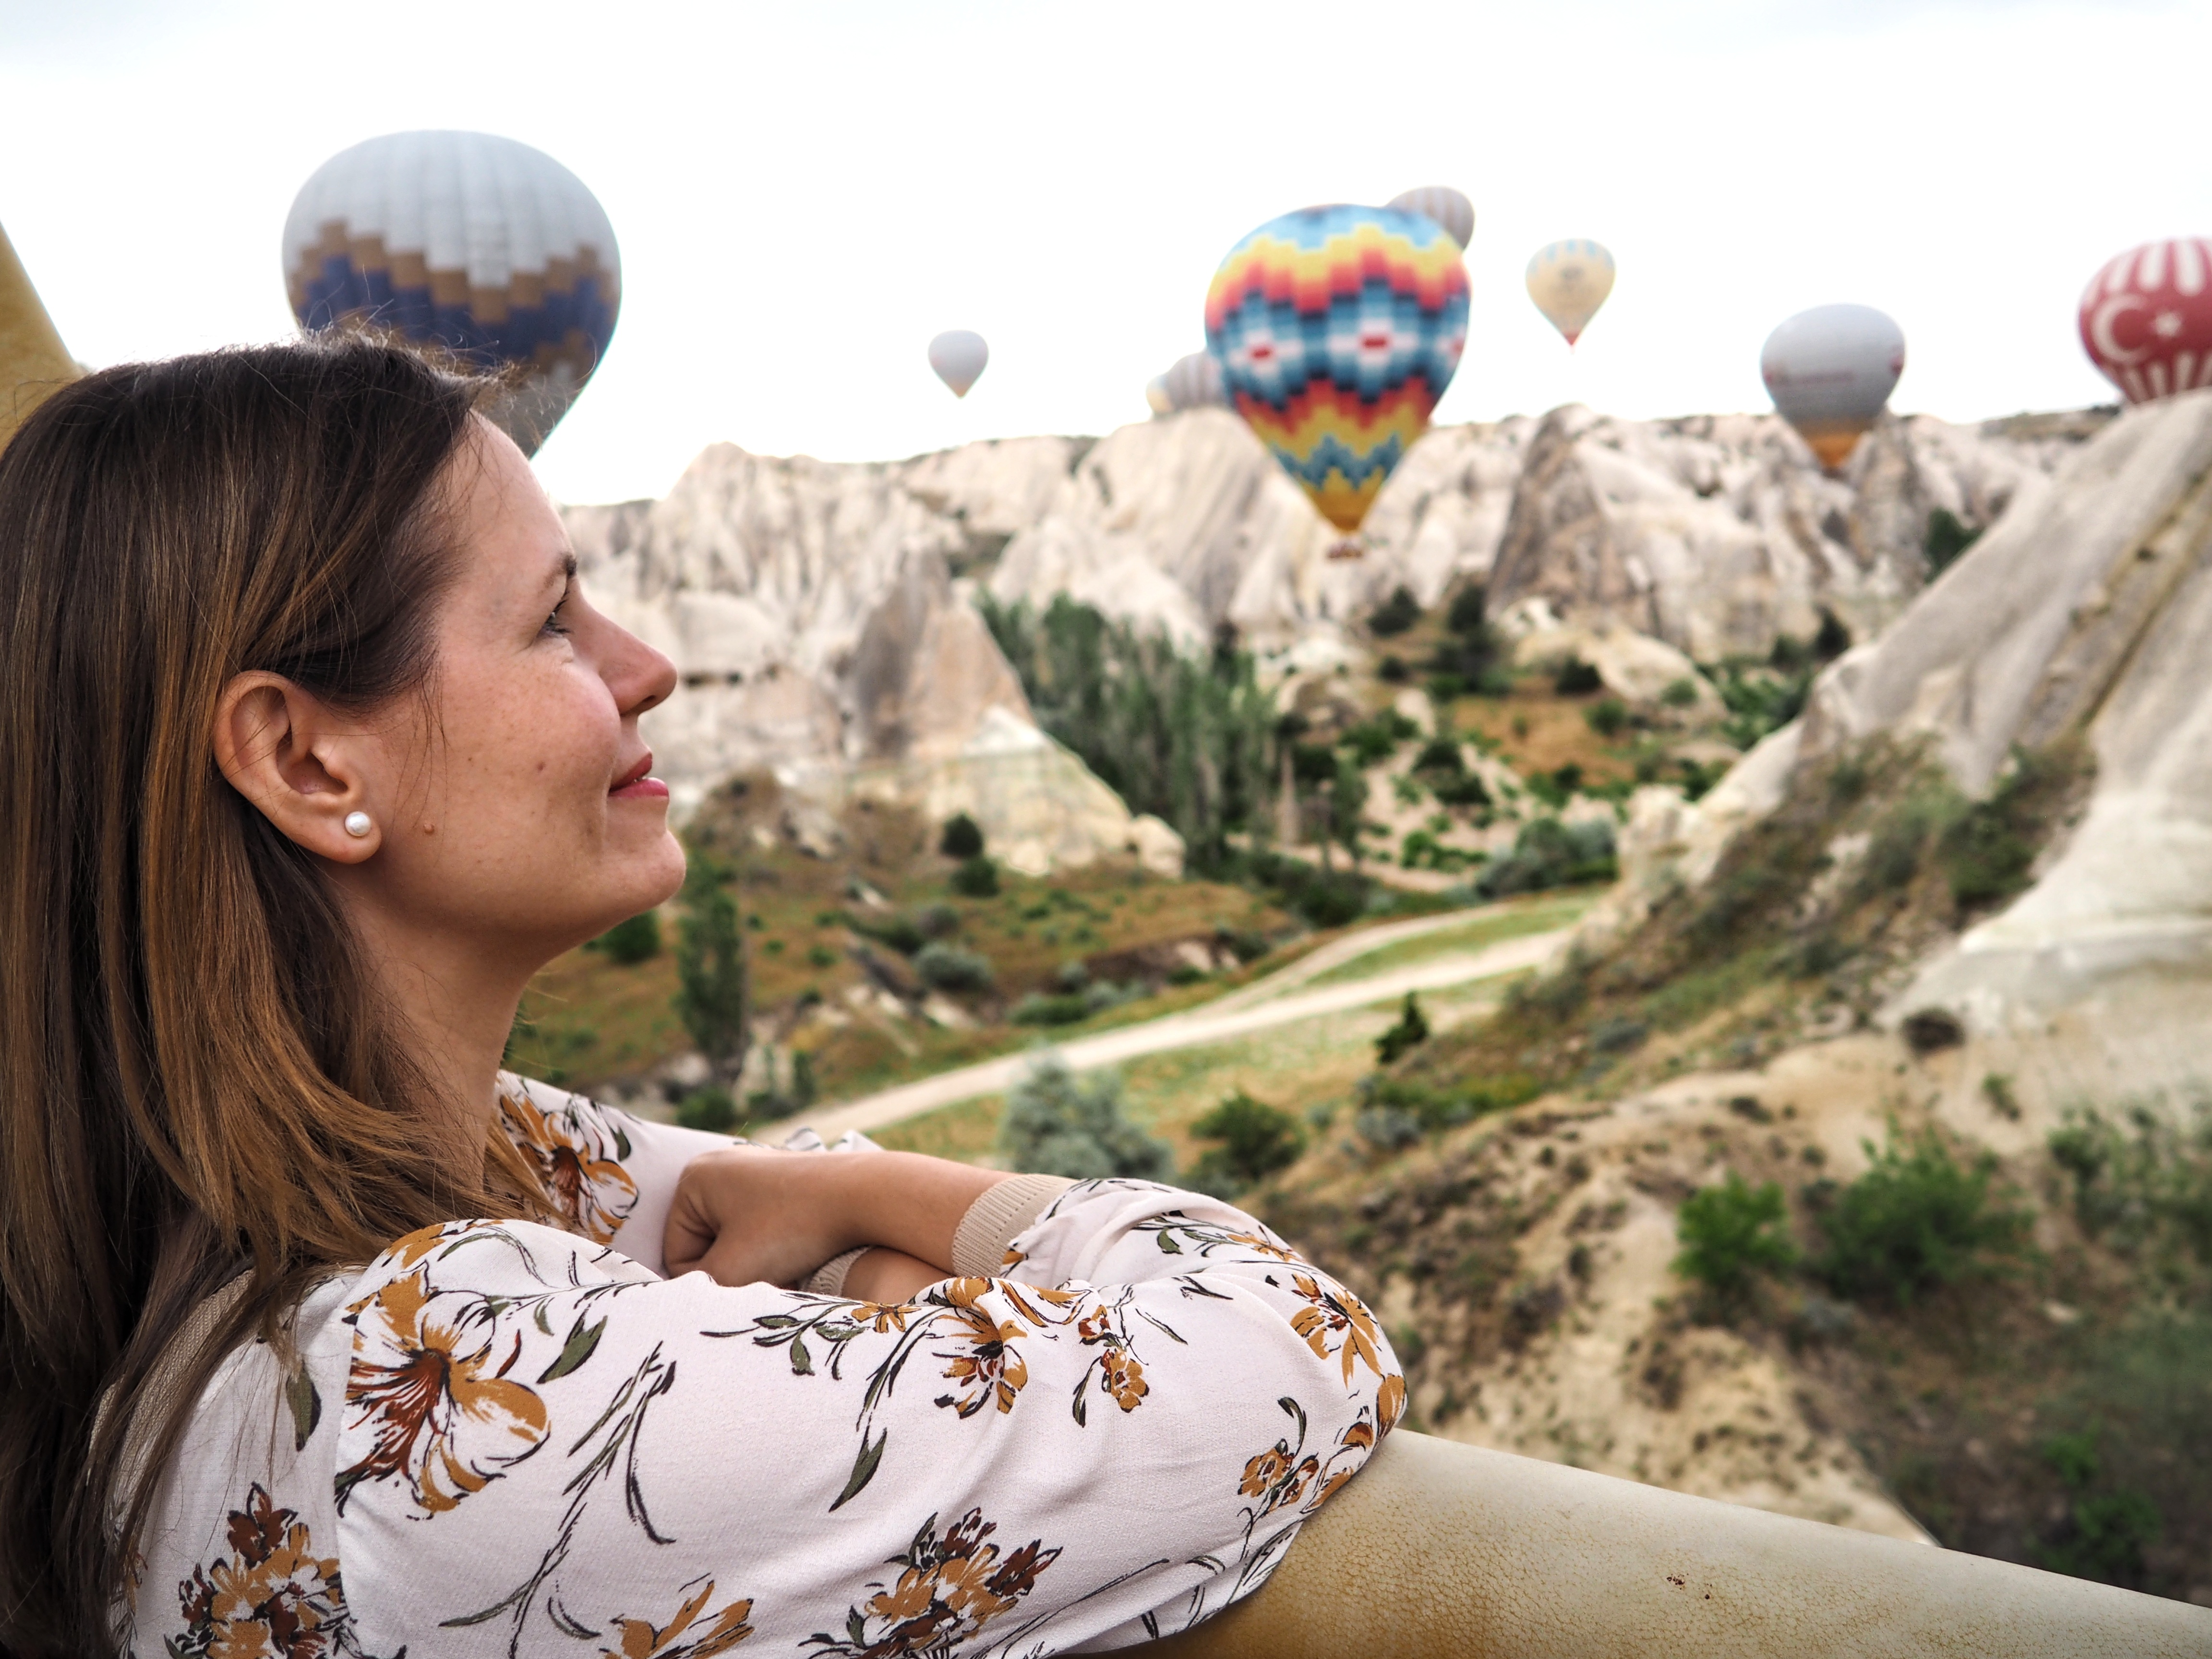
[2078,238,2212,404]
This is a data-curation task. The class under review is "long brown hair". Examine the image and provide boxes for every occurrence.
[0,339,530,1655]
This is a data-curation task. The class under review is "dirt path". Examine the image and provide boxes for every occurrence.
[796,925,1572,1142]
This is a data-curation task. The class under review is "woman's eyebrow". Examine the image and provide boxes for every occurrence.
[544,549,578,591]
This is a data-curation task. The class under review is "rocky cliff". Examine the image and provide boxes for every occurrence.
[561,403,2101,863]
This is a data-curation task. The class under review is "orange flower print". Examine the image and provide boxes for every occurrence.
[1099,1347,1148,1412]
[601,1576,755,1659]
[336,1267,548,1515]
[1287,1273,1389,1385]
[1238,1445,1293,1499]
[932,1279,1029,1419]
[497,1083,638,1244]
[806,1508,1058,1658]
[171,1485,358,1659]
[1376,1371,1407,1434]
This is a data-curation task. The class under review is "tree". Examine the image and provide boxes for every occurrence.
[1673,1171,1797,1312]
[673,857,747,1089]
[1331,754,1370,869]
[1375,993,1430,1065]
[939,812,985,859]
[589,909,661,964]
[995,1053,1174,1180]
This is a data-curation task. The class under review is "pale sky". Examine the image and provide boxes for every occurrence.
[3,0,2205,505]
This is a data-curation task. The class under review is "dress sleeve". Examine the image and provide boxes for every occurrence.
[329,1185,1404,1657]
[493,1071,731,1276]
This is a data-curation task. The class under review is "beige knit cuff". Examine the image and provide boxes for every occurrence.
[951,1174,1075,1278]
[803,1247,871,1298]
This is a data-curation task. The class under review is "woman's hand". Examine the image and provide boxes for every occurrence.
[664,1145,1008,1289]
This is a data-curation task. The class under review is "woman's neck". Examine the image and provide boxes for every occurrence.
[340,902,534,1171]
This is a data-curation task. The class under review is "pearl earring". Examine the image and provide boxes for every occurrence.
[344,811,373,839]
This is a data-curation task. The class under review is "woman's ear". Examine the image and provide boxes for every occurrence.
[212,672,383,862]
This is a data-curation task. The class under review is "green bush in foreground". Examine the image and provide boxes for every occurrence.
[996,1053,1173,1181]
[1813,1123,2030,1305]
[1188,1091,1307,1191]
[939,812,985,859]
[1674,1171,1798,1309]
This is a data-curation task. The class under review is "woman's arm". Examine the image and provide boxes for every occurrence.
[328,1188,1403,1656]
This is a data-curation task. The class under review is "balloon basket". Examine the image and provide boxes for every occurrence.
[1325,537,1367,562]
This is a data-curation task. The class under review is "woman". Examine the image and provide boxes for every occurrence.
[0,340,1401,1659]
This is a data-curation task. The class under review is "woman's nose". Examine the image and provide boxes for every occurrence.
[597,608,676,717]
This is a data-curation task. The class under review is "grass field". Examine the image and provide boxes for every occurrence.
[1296,893,1591,991]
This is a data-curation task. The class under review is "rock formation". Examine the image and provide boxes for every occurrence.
[559,402,2102,873]
[1600,388,2212,1111]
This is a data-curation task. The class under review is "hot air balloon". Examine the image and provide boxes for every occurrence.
[1145,375,1175,416]
[1164,350,1225,410]
[283,131,620,456]
[1760,304,1905,471]
[1205,205,1468,556]
[2079,239,2212,404]
[1387,186,1474,252]
[1525,240,1614,346]
[928,330,988,397]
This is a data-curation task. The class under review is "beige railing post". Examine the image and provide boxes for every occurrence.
[0,219,78,449]
[1153,1431,2212,1658]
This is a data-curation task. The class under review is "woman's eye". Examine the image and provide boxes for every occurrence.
[543,598,571,637]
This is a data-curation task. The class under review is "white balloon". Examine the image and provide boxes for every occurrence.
[1387,186,1474,251]
[1145,375,1174,416]
[1759,303,1905,468]
[928,330,989,397]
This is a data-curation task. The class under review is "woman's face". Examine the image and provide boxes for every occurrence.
[347,419,683,968]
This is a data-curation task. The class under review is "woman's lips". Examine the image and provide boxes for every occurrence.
[611,754,668,800]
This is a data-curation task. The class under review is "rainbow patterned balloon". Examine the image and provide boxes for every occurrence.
[1205,205,1469,537]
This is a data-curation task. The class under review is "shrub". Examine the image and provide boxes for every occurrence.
[1011,992,1091,1026]
[1354,1105,1423,1151]
[1425,672,1467,702]
[914,902,961,940]
[1446,586,1489,635]
[1215,924,1274,964]
[914,941,994,994]
[1553,657,1603,696]
[1342,716,1408,766]
[589,909,663,964]
[2048,1100,2212,1278]
[996,1053,1173,1180]
[1167,962,1208,986]
[951,855,999,897]
[1673,1172,1798,1309]
[1189,1090,1307,1190]
[1813,609,1852,660]
[1476,817,1616,898]
[676,1085,739,1134]
[1586,697,1629,737]
[1413,737,1465,774]
[852,913,924,955]
[806,944,839,968]
[1432,773,1491,809]
[1375,992,1430,1065]
[1369,584,1422,637]
[1660,676,1701,709]
[1812,1123,2030,1305]
[940,812,986,858]
[1378,654,1411,684]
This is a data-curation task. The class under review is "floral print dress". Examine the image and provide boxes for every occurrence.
[128,1076,1402,1658]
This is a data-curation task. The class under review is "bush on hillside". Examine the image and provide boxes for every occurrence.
[1375,992,1430,1065]
[914,941,994,994]
[1586,697,1629,737]
[1925,507,1981,578]
[676,1085,739,1134]
[1812,1123,2031,1305]
[1368,585,1422,637]
[951,855,999,898]
[1553,657,1602,696]
[590,909,662,964]
[1476,817,1616,899]
[1674,1171,1798,1310]
[1188,1091,1307,1191]
[939,812,985,859]
[996,1053,1174,1180]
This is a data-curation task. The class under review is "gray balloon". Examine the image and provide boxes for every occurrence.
[1759,304,1905,468]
